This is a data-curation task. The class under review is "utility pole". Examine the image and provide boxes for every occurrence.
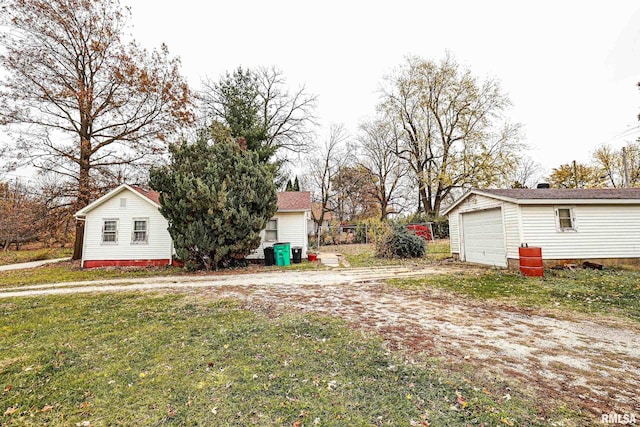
[622,146,630,188]
[572,160,579,188]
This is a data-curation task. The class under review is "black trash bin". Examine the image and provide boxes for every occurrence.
[292,246,302,264]
[263,246,275,266]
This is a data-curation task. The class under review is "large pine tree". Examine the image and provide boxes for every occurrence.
[149,124,277,270]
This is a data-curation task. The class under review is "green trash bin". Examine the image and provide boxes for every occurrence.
[273,242,291,266]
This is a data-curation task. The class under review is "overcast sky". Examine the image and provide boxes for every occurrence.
[124,0,640,175]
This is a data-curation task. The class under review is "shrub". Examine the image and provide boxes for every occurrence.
[150,124,277,271]
[375,224,426,259]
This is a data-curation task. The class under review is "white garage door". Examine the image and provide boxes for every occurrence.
[462,208,506,267]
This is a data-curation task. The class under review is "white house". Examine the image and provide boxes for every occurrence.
[75,184,311,268]
[443,188,640,268]
[246,191,311,261]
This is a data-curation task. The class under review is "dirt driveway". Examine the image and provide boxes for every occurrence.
[1,266,638,420]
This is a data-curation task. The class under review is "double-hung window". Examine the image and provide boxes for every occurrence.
[264,219,278,242]
[102,219,118,243]
[132,219,148,243]
[555,207,576,231]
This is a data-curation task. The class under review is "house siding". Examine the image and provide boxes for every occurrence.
[519,204,640,259]
[247,211,309,260]
[82,188,172,265]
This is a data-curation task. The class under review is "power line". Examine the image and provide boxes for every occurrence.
[600,124,640,145]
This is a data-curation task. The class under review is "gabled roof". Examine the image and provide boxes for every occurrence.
[277,191,311,212]
[75,184,160,217]
[76,184,311,216]
[130,185,160,204]
[443,188,640,215]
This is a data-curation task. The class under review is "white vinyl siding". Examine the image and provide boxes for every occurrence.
[247,211,309,260]
[83,188,171,262]
[519,205,640,259]
[502,203,521,260]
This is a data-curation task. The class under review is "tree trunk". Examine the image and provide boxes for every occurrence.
[379,198,388,221]
[419,186,431,217]
[72,142,92,260]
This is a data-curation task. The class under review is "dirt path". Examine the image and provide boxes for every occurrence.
[1,266,638,419]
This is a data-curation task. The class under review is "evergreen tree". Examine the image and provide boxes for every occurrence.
[285,179,293,191]
[149,124,277,271]
[293,176,300,191]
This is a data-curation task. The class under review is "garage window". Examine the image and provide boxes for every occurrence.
[555,207,576,231]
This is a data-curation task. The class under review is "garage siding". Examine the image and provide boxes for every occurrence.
[519,205,640,259]
[503,203,521,260]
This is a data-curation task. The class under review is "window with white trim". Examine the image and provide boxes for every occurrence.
[132,218,148,243]
[102,219,118,243]
[555,207,575,231]
[265,219,278,242]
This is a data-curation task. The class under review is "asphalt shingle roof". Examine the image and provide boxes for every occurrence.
[131,185,161,204]
[131,186,311,212]
[276,191,312,211]
[478,188,640,200]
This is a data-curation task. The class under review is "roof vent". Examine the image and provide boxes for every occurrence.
[536,183,550,189]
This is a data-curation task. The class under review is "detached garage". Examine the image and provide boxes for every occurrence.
[444,188,640,268]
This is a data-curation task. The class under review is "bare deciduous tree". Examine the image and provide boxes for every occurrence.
[0,0,194,259]
[357,118,409,220]
[380,54,522,217]
[507,155,543,188]
[306,124,349,233]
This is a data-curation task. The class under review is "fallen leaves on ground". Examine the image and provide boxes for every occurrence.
[4,406,18,415]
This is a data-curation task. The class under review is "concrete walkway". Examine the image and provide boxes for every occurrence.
[0,257,71,272]
[317,251,340,267]
[317,251,351,267]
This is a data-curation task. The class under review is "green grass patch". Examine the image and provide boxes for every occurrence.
[343,241,451,268]
[0,293,555,426]
[391,268,640,321]
[0,263,184,289]
[0,248,73,266]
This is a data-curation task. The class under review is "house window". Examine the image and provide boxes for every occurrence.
[132,219,148,243]
[265,219,278,242]
[102,219,118,243]
[556,207,575,231]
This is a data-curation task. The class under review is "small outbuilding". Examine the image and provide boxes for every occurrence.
[443,188,640,268]
[75,184,311,268]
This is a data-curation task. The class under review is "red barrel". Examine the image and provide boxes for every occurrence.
[519,246,543,277]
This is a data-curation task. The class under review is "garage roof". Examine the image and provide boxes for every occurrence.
[443,188,640,215]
